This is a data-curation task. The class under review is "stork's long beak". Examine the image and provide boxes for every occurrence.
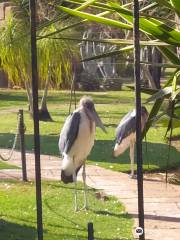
[88,108,107,133]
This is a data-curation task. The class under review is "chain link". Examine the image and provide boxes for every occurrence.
[0,113,21,161]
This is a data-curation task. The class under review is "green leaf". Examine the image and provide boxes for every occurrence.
[38,9,111,39]
[172,71,180,91]
[140,87,159,96]
[63,0,113,11]
[152,0,173,9]
[127,86,160,96]
[158,46,180,65]
[170,0,180,15]
[142,98,164,137]
[81,46,134,62]
[57,6,132,30]
[76,0,97,11]
[171,87,180,100]
[146,87,172,103]
[109,2,180,46]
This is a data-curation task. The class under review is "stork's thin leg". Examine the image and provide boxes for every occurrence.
[82,163,88,210]
[130,141,135,178]
[73,159,78,212]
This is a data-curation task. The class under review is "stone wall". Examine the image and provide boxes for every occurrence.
[0,2,12,25]
[0,2,12,88]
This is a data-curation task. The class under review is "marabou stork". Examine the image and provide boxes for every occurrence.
[59,96,106,211]
[113,106,148,178]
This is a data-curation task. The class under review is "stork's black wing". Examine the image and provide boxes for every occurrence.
[59,111,81,154]
[115,110,136,144]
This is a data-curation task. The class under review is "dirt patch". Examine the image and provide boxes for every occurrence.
[171,141,180,151]
[144,168,180,185]
[168,135,180,151]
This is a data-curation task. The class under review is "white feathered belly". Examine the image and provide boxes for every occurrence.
[62,113,95,175]
[113,133,135,157]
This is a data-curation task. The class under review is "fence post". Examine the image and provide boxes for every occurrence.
[19,109,28,182]
[88,222,94,240]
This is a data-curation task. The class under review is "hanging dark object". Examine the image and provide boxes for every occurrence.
[133,1,145,240]
[88,222,94,240]
[29,0,43,240]
[19,109,28,182]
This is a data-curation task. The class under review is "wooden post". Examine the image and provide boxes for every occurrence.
[19,109,27,182]
[88,222,94,240]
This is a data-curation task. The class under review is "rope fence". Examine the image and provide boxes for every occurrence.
[0,109,27,181]
[0,112,20,162]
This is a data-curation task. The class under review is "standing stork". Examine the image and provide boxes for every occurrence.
[113,106,148,178]
[59,96,106,211]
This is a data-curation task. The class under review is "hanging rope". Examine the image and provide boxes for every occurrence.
[0,113,20,161]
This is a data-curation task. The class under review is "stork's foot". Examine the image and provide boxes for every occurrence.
[129,174,137,179]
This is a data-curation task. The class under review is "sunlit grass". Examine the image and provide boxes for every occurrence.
[0,180,134,240]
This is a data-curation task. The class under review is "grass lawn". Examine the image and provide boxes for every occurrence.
[0,88,180,172]
[0,180,133,240]
[0,161,18,170]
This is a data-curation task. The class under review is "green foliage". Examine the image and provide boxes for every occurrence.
[0,1,78,89]
[170,0,180,15]
[0,180,133,240]
[0,161,17,170]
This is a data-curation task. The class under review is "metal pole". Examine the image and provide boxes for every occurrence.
[133,1,145,240]
[29,1,43,240]
[88,222,94,240]
[19,109,28,182]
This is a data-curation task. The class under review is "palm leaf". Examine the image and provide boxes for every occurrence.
[170,0,180,16]
[158,46,180,65]
[56,6,132,30]
[109,2,180,46]
[152,0,173,9]
[146,87,172,103]
[142,98,164,137]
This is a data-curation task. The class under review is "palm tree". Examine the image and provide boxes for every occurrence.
[0,0,78,120]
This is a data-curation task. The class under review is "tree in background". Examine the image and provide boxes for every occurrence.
[0,0,78,120]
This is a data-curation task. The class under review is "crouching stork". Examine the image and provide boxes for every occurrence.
[113,106,148,178]
[59,96,106,211]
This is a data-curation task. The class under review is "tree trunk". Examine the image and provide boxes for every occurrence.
[146,46,162,89]
[152,47,162,89]
[142,64,157,89]
[39,67,53,121]
[24,80,33,115]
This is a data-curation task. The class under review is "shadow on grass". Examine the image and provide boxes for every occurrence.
[44,197,87,232]
[45,182,95,192]
[0,219,36,240]
[0,133,180,172]
[89,140,180,171]
[0,90,132,104]
[93,210,132,220]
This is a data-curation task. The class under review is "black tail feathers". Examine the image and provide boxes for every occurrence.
[61,170,73,183]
